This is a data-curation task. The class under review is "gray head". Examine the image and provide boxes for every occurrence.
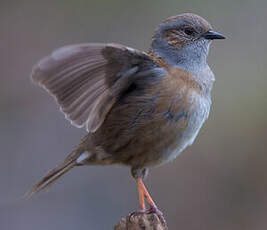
[151,13,225,71]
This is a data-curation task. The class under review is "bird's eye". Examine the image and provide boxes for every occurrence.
[183,27,195,36]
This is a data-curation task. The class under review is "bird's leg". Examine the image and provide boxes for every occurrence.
[137,178,146,210]
[136,178,166,227]
[130,168,167,228]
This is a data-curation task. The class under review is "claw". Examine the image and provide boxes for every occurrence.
[149,206,167,228]
[129,206,168,229]
[129,209,147,221]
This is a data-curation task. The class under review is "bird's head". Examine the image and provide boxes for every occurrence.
[151,13,225,71]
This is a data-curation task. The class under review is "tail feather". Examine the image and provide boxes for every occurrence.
[25,152,81,199]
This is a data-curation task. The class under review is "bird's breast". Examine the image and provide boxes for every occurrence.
[136,66,212,166]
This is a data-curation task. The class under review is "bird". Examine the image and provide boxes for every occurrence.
[27,13,225,226]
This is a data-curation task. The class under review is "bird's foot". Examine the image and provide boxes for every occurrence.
[130,206,167,229]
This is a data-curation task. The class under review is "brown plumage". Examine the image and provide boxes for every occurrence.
[27,13,225,227]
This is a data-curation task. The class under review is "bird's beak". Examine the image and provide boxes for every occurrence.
[202,30,226,40]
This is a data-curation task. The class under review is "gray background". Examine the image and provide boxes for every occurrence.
[1,0,267,229]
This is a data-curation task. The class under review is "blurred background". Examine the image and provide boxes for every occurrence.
[1,0,267,229]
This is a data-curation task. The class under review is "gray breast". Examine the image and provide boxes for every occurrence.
[159,92,211,165]
[185,92,211,145]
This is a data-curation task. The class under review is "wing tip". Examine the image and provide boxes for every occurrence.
[30,55,53,85]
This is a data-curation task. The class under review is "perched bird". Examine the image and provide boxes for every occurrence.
[28,13,225,225]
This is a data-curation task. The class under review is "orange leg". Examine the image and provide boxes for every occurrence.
[137,178,156,208]
[135,178,167,228]
[137,179,146,210]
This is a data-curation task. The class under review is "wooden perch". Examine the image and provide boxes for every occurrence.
[114,213,167,230]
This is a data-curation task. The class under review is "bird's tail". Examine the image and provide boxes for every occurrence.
[25,150,87,199]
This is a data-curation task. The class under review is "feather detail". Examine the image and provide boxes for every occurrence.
[31,43,153,132]
[25,157,77,198]
[25,149,90,198]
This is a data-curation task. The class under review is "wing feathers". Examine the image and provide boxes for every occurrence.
[31,43,153,132]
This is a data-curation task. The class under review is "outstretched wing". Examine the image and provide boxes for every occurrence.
[31,43,155,132]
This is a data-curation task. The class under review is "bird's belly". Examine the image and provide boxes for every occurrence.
[158,114,206,165]
[143,98,211,167]
[95,91,211,168]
